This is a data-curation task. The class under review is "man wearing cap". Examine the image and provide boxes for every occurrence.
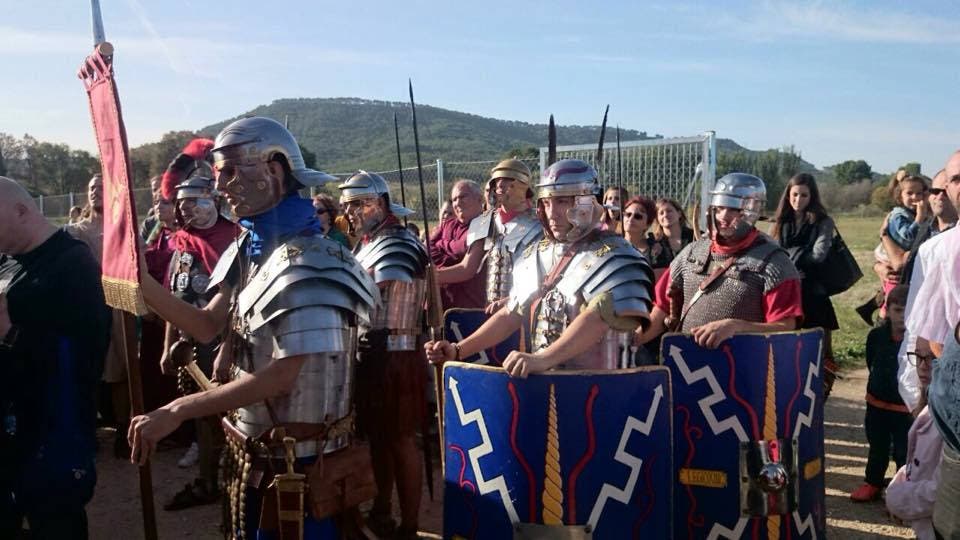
[636,173,802,350]
[425,159,655,377]
[338,171,429,539]
[156,139,238,510]
[127,117,380,538]
[437,158,543,315]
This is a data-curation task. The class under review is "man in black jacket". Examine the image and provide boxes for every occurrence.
[0,176,111,539]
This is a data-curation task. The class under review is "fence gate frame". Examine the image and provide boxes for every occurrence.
[539,131,717,227]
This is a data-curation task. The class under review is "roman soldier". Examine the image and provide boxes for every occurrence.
[157,140,240,510]
[338,171,429,539]
[128,117,380,539]
[437,158,543,315]
[637,172,803,349]
[425,158,655,375]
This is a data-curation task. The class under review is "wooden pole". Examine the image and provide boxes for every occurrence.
[120,312,158,540]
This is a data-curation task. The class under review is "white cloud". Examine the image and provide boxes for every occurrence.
[724,1,960,45]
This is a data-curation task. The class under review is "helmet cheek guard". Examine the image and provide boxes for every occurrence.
[707,172,767,240]
[536,159,602,244]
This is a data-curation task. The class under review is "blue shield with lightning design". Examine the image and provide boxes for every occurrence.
[443,309,522,366]
[441,363,673,539]
[662,330,826,540]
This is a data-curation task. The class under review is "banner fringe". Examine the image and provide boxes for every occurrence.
[102,276,149,315]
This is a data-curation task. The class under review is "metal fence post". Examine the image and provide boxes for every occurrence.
[436,158,445,216]
[38,195,44,216]
[700,131,717,229]
[69,192,75,209]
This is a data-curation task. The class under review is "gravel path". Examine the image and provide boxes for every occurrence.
[86,367,918,539]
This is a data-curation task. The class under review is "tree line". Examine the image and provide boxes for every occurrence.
[0,130,924,216]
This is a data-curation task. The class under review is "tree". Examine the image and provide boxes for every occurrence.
[501,146,539,160]
[830,159,872,185]
[900,162,921,176]
[871,185,893,211]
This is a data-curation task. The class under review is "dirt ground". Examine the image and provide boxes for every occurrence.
[86,367,918,539]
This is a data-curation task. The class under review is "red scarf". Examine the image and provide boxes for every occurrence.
[172,218,240,274]
[498,201,531,224]
[710,228,759,256]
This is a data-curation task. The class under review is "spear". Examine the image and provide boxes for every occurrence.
[547,114,557,166]
[595,105,609,166]
[393,112,409,226]
[409,79,442,499]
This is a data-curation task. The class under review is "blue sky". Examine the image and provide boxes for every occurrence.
[1,0,958,175]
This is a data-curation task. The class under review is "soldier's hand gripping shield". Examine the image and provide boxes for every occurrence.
[441,363,673,539]
[661,330,826,539]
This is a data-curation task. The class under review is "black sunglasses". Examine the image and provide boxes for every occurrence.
[316,208,329,215]
[930,188,946,196]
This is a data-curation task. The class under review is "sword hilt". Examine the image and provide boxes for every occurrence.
[282,436,298,477]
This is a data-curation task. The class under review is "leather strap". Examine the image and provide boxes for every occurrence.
[528,243,581,332]
[677,254,740,328]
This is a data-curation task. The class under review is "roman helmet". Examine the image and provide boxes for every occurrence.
[338,170,414,233]
[708,172,766,240]
[173,176,219,230]
[212,116,336,217]
[489,157,533,208]
[536,159,603,243]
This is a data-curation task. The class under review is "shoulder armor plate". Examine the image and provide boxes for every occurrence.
[207,230,248,292]
[354,227,428,285]
[466,211,495,249]
[238,235,380,331]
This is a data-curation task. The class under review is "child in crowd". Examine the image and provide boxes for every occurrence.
[860,174,929,322]
[851,284,915,502]
[884,174,929,252]
[886,339,943,539]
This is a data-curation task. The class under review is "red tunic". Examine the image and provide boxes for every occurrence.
[429,217,487,309]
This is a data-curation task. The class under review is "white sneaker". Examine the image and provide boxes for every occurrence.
[177,442,199,468]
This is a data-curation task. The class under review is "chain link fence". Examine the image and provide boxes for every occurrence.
[37,134,715,224]
[542,132,717,218]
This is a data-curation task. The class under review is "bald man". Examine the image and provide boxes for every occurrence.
[0,176,111,539]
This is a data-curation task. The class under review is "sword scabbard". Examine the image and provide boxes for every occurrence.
[269,436,306,540]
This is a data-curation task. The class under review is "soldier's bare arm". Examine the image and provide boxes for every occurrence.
[635,306,668,345]
[140,268,231,344]
[424,305,523,364]
[690,317,797,349]
[128,353,310,465]
[503,308,610,378]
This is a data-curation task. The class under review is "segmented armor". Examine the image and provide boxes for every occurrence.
[668,236,798,332]
[354,225,429,351]
[466,209,543,303]
[509,233,654,370]
[208,232,380,458]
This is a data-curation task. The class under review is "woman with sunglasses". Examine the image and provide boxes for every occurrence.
[623,196,658,263]
[771,173,841,391]
[313,192,351,248]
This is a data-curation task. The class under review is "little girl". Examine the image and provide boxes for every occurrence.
[884,174,928,252]
[872,174,928,316]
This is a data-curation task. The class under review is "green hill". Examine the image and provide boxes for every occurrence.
[199,98,659,173]
[197,97,817,175]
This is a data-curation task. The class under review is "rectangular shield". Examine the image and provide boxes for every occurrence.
[442,362,673,539]
[443,308,522,365]
[661,330,826,539]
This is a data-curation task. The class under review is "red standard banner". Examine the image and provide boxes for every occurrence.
[78,46,148,315]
